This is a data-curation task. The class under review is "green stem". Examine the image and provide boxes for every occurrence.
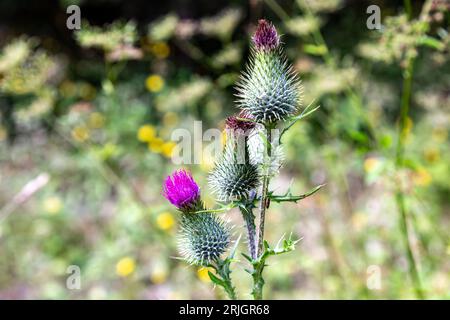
[251,260,266,300]
[253,124,275,300]
[249,239,297,300]
[211,260,237,300]
[257,125,272,256]
[240,203,257,260]
[404,0,413,20]
[394,56,425,299]
[221,276,237,300]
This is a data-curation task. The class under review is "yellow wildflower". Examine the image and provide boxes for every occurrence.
[43,196,63,215]
[88,112,105,129]
[432,128,447,143]
[364,157,380,173]
[145,74,164,92]
[197,267,213,283]
[424,148,440,164]
[412,167,432,187]
[161,141,177,158]
[116,257,136,277]
[137,124,156,142]
[151,42,170,59]
[156,211,175,231]
[163,112,179,127]
[149,137,164,153]
[71,126,90,142]
[150,264,169,285]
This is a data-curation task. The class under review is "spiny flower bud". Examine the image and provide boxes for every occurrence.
[178,212,230,266]
[209,116,260,201]
[252,19,280,52]
[163,169,202,212]
[237,19,302,124]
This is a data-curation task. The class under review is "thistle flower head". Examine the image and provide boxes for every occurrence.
[163,169,201,211]
[252,19,280,51]
[178,213,230,266]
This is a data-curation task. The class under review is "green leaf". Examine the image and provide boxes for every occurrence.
[417,36,444,50]
[303,44,327,56]
[269,184,325,203]
[194,201,238,214]
[208,271,225,286]
[241,253,253,263]
[280,100,320,141]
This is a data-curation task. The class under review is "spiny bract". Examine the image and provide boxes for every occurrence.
[178,213,230,266]
[209,134,260,201]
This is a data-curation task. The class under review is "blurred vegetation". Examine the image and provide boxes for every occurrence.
[0,0,449,299]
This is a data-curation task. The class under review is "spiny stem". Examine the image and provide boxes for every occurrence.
[394,55,425,299]
[251,260,266,300]
[253,124,274,300]
[210,260,237,300]
[221,275,237,300]
[257,125,272,257]
[240,204,257,260]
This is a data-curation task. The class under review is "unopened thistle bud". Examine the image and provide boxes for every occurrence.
[178,212,231,266]
[236,19,302,124]
[209,116,260,201]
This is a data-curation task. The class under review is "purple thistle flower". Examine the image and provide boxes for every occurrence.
[163,169,201,210]
[252,19,280,51]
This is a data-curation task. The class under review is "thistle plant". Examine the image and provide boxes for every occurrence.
[163,169,236,299]
[163,20,322,300]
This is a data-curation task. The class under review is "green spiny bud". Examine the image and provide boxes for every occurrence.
[236,20,302,124]
[178,212,230,266]
[209,117,260,201]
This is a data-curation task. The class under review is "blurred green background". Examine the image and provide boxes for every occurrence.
[0,0,449,299]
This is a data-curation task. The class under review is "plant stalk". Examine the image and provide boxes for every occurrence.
[240,203,257,260]
[211,259,237,300]
[394,56,425,299]
[251,259,266,300]
[257,125,272,256]
[253,124,274,300]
